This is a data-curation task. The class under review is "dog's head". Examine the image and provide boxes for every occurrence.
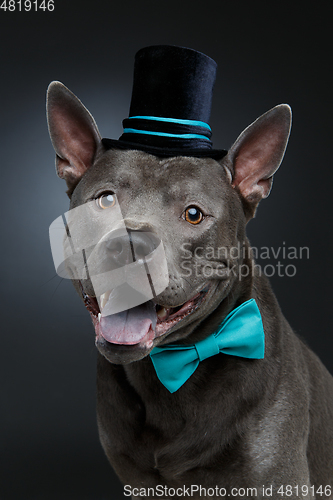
[47,82,291,364]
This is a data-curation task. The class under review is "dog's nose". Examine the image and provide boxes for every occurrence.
[106,230,159,267]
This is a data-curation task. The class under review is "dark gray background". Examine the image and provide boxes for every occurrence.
[1,1,332,499]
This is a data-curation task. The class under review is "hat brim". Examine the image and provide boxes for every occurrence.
[102,138,228,160]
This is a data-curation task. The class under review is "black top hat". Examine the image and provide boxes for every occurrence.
[102,45,227,159]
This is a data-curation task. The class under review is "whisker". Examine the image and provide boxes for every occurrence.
[170,275,188,302]
[50,277,65,301]
[40,273,61,287]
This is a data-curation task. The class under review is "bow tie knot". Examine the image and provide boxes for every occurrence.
[150,299,265,393]
[195,334,220,361]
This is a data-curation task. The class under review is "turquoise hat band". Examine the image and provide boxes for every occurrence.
[123,128,210,141]
[121,115,212,143]
[128,115,212,131]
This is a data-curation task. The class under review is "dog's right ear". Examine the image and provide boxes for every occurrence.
[46,81,102,196]
[222,104,292,219]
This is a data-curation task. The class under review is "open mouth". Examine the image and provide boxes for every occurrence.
[79,282,211,349]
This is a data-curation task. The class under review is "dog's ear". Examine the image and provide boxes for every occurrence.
[223,104,291,218]
[46,81,102,196]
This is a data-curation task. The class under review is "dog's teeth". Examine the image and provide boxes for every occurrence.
[99,291,111,310]
[157,306,168,319]
[98,313,101,322]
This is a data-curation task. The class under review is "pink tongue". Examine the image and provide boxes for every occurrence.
[99,302,157,345]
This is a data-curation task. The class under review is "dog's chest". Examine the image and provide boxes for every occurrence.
[97,393,244,489]
[96,355,252,487]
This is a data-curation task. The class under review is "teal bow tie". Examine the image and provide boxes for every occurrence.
[149,299,265,393]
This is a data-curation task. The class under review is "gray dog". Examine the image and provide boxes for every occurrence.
[47,46,333,499]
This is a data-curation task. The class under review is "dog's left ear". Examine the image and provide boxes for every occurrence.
[223,104,292,218]
[46,81,102,196]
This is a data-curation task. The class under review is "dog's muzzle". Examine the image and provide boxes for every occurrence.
[49,198,169,316]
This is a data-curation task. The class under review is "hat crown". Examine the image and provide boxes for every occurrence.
[129,45,217,123]
[102,45,227,159]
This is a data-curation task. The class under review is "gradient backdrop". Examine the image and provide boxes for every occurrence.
[1,2,332,499]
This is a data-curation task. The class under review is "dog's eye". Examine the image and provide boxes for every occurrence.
[96,193,116,209]
[184,206,204,225]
